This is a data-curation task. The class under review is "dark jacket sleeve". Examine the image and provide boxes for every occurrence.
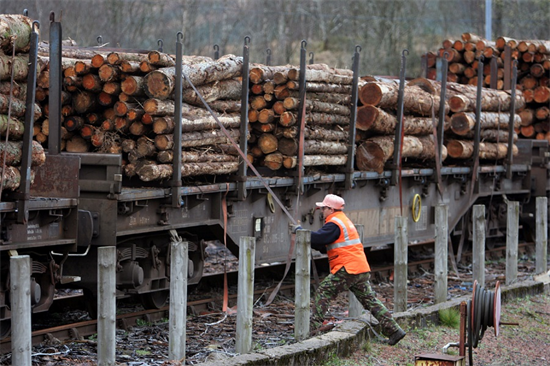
[310,222,340,254]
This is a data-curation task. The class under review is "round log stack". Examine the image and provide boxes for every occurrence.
[430,32,550,142]
[0,14,44,191]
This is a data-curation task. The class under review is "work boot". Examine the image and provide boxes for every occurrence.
[388,328,406,346]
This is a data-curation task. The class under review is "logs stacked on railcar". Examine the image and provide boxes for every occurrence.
[430,33,550,142]
[33,40,246,182]
[0,14,45,191]
[355,76,525,172]
[247,64,356,171]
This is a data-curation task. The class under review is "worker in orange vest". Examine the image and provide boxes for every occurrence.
[293,194,406,345]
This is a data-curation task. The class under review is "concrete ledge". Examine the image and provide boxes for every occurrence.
[196,276,550,366]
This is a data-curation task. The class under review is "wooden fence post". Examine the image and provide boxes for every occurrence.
[473,204,486,286]
[236,236,256,353]
[98,246,116,366]
[169,231,188,361]
[536,197,548,274]
[506,201,519,285]
[10,255,31,366]
[394,216,408,313]
[435,205,449,304]
[295,229,311,341]
[349,225,364,317]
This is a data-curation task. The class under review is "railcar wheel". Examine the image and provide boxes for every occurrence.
[0,319,10,340]
[140,290,169,309]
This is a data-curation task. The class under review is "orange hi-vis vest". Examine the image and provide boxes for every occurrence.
[325,211,371,275]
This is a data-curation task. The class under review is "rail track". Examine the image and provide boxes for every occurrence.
[0,241,537,358]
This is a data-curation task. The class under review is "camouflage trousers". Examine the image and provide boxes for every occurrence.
[311,267,400,336]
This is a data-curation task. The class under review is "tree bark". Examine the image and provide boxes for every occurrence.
[287,80,352,94]
[157,150,239,164]
[287,65,353,84]
[458,128,518,142]
[446,140,518,159]
[0,140,45,167]
[283,97,351,116]
[0,14,33,53]
[258,133,278,154]
[121,76,146,96]
[249,65,292,84]
[143,98,212,118]
[357,105,445,135]
[145,54,243,99]
[450,112,521,135]
[304,140,347,155]
[138,161,239,181]
[359,82,449,116]
[181,78,241,105]
[0,114,24,140]
[283,154,347,169]
[356,135,445,173]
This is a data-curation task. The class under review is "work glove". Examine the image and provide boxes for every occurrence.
[289,222,302,233]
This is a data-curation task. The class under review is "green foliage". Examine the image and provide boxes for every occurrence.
[136,318,151,327]
[135,349,151,356]
[439,308,461,329]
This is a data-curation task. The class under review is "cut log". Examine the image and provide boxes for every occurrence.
[180,128,241,148]
[97,92,115,107]
[157,150,239,164]
[138,161,239,181]
[249,65,292,84]
[446,140,518,159]
[356,105,442,135]
[181,78,241,105]
[533,86,550,104]
[263,152,284,170]
[98,64,121,82]
[144,54,243,99]
[458,128,518,143]
[0,94,26,117]
[0,140,45,167]
[286,80,352,94]
[0,114,24,140]
[283,97,351,116]
[143,98,211,118]
[207,99,241,113]
[448,89,525,113]
[0,14,33,53]
[121,76,146,96]
[103,81,121,95]
[450,112,521,135]
[359,81,449,116]
[287,66,353,84]
[64,116,85,132]
[0,165,31,190]
[72,91,98,114]
[107,51,148,65]
[283,154,347,169]
[355,135,445,173]
[129,121,150,136]
[304,140,347,155]
[258,133,278,154]
[277,138,298,156]
[120,60,142,74]
[147,51,176,66]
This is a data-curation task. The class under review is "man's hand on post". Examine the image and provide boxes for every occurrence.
[289,221,302,234]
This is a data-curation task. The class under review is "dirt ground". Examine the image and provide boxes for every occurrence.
[329,292,550,366]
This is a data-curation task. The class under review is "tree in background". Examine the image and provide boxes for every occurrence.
[3,0,550,78]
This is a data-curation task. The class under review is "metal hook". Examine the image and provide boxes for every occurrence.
[443,51,450,60]
[512,59,518,68]
[478,54,485,62]
[157,39,163,52]
[266,49,271,56]
[32,20,40,31]
[213,44,219,52]
[177,33,183,42]
[402,49,409,57]
[97,36,103,45]
[309,51,314,64]
[23,9,28,16]
[49,11,55,22]
[355,45,362,53]
[244,35,251,46]
[301,40,307,49]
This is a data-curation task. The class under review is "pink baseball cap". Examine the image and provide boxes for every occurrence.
[316,194,345,210]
